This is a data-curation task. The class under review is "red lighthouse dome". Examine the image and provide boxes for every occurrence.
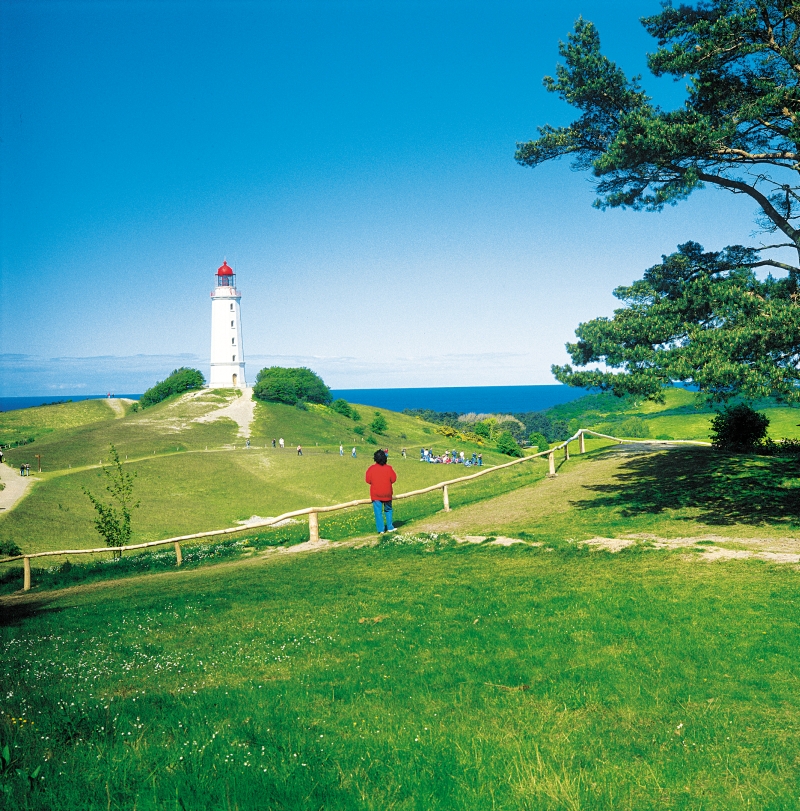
[216,260,235,288]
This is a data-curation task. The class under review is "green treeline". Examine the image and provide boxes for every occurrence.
[139,368,205,409]
[253,367,332,406]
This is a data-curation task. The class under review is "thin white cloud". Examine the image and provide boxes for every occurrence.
[0,350,556,396]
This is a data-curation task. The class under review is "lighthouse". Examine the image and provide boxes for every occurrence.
[209,260,247,388]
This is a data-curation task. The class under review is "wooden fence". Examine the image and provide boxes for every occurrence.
[0,430,710,591]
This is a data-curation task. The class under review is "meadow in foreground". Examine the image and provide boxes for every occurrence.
[1,538,799,810]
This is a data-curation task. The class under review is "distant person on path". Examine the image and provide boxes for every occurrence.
[365,449,397,534]
[340,444,344,456]
[245,439,250,449]
[20,463,25,477]
[279,438,284,449]
[402,447,406,459]
[25,463,30,476]
[0,449,4,464]
[297,445,303,456]
[272,438,276,448]
[352,447,357,458]
[477,453,482,466]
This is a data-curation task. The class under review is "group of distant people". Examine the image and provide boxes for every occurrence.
[270,438,305,455]
[420,448,482,466]
[19,463,31,476]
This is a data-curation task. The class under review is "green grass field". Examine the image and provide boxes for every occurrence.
[0,390,798,559]
[2,393,800,808]
[0,393,510,557]
[551,388,800,442]
[0,398,122,448]
[2,534,799,809]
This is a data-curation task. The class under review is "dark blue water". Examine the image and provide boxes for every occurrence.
[1,386,588,415]
[331,386,588,414]
[0,395,141,412]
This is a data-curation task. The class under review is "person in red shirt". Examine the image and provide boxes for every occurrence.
[365,449,397,533]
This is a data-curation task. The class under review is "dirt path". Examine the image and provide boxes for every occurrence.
[104,398,129,418]
[409,443,800,560]
[0,463,37,513]
[193,388,256,438]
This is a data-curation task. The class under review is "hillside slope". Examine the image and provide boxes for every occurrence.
[0,391,516,555]
[545,388,800,441]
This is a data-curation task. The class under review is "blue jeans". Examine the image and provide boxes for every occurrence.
[372,500,394,533]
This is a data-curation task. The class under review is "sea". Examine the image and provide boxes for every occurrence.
[331,386,588,414]
[0,386,588,416]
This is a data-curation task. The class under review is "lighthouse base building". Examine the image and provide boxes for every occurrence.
[210,261,247,388]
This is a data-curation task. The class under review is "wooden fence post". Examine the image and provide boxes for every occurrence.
[579,431,586,454]
[442,485,450,512]
[548,452,556,477]
[564,442,570,462]
[309,511,319,542]
[23,557,31,591]
[174,542,183,566]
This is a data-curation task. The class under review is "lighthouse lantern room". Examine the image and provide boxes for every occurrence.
[209,260,247,388]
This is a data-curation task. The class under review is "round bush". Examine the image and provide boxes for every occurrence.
[710,404,769,450]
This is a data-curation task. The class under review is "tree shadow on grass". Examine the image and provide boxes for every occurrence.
[0,595,63,627]
[573,447,800,526]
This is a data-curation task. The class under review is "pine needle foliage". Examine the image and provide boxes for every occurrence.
[517,2,800,401]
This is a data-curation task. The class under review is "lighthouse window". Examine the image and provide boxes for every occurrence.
[232,337,235,345]
[230,303,234,311]
[232,354,236,362]
[231,320,234,328]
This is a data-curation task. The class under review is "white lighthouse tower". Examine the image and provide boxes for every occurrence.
[209,260,247,389]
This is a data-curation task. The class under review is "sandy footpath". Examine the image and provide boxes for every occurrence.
[192,388,256,438]
[0,462,37,513]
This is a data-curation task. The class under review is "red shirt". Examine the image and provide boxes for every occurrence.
[365,463,397,501]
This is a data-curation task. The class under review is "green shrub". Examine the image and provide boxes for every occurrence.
[529,432,550,452]
[473,421,491,439]
[0,539,21,557]
[353,425,365,436]
[496,430,523,457]
[370,413,388,434]
[760,437,800,455]
[82,445,139,554]
[710,404,769,450]
[496,418,526,444]
[253,367,332,405]
[139,368,205,408]
[331,399,353,418]
[618,417,650,438]
[351,408,362,422]
[366,435,378,445]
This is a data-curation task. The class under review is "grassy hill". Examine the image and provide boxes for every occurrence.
[546,387,800,441]
[0,392,535,557]
[2,441,799,809]
[2,389,799,561]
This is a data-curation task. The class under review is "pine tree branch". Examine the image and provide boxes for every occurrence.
[746,259,800,273]
[694,169,800,242]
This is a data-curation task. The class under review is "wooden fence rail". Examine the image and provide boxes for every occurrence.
[1,430,710,591]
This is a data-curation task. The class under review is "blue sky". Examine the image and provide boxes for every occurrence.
[1,0,762,395]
